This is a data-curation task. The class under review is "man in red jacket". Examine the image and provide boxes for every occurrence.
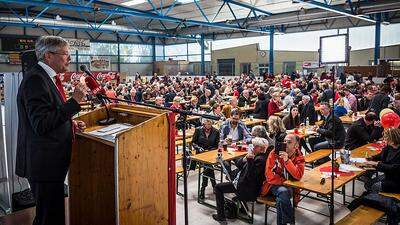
[261,134,305,225]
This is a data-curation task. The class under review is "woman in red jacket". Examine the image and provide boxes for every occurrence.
[261,133,305,225]
[268,92,286,117]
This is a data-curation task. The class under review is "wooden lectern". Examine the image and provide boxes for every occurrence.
[69,104,176,225]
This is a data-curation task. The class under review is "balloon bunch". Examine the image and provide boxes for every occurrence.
[380,108,400,129]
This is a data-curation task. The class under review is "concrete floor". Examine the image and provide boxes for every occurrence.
[0,167,386,225]
[175,168,385,225]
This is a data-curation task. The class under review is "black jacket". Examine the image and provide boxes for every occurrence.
[319,89,333,103]
[16,64,81,181]
[238,95,252,107]
[344,118,383,150]
[368,93,390,114]
[317,113,346,148]
[298,101,317,125]
[236,153,267,201]
[253,99,268,119]
[191,126,220,153]
[370,145,400,193]
[198,94,209,105]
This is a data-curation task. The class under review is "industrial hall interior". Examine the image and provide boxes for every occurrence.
[1,0,400,225]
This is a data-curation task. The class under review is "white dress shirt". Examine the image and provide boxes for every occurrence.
[38,61,57,86]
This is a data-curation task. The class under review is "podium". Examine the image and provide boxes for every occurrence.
[69,104,176,225]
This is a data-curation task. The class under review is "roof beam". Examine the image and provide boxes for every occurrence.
[1,0,271,34]
[223,0,273,16]
[293,0,376,23]
[0,21,201,40]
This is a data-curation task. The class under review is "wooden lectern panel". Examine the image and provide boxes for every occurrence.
[69,136,116,225]
[117,114,170,225]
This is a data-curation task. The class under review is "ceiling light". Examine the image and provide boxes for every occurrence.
[121,0,146,6]
[111,20,116,26]
[55,15,62,20]
[177,0,193,4]
[382,21,390,25]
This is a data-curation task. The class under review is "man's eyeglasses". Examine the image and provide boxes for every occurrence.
[49,51,70,57]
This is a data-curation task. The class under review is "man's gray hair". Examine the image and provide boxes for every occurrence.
[252,137,269,149]
[302,95,311,101]
[35,36,69,61]
[251,125,267,139]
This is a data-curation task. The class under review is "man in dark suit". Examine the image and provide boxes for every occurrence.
[191,119,220,199]
[345,112,383,150]
[212,137,268,222]
[298,95,317,125]
[238,89,252,107]
[308,102,346,163]
[16,36,86,225]
[368,84,391,115]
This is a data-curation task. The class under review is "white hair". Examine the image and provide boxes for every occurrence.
[252,137,269,149]
[35,36,69,61]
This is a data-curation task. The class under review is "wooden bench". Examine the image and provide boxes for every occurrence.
[257,196,276,225]
[380,192,400,200]
[335,205,385,225]
[175,150,196,161]
[304,149,332,167]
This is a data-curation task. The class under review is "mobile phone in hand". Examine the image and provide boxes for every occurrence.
[275,142,287,154]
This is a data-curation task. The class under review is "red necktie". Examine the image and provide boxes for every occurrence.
[55,74,66,102]
[55,74,76,142]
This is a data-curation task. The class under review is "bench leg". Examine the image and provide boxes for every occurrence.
[250,202,254,224]
[264,205,269,225]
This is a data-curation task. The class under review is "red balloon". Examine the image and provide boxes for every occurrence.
[381,112,400,129]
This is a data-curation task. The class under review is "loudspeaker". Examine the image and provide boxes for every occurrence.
[20,50,37,77]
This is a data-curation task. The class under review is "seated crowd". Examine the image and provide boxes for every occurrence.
[76,71,400,224]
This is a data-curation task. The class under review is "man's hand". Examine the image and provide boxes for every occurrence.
[75,120,86,132]
[364,160,379,167]
[279,151,289,162]
[72,83,87,103]
[246,152,255,159]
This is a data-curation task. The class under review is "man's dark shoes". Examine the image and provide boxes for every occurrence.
[212,214,226,222]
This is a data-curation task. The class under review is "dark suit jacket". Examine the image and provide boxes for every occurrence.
[16,63,81,182]
[317,114,346,148]
[238,95,252,107]
[299,102,317,125]
[253,99,268,119]
[344,118,383,150]
[191,126,220,153]
[236,153,267,201]
[368,93,390,114]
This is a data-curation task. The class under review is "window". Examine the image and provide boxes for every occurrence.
[218,59,235,76]
[240,63,251,74]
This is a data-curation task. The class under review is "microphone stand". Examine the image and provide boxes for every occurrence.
[96,95,220,225]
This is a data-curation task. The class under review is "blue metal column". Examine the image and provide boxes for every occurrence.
[200,34,205,76]
[269,26,274,75]
[374,13,381,65]
[117,35,121,72]
[152,37,156,75]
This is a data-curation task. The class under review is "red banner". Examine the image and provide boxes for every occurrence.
[58,71,120,83]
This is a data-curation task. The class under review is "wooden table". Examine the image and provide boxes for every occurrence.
[243,118,266,126]
[190,149,247,165]
[191,149,247,207]
[286,127,318,139]
[283,143,381,221]
[239,106,255,113]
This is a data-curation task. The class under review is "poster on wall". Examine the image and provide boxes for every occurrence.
[302,61,323,69]
[66,38,90,51]
[58,71,120,83]
[90,56,111,71]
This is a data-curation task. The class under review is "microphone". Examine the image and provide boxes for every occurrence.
[84,75,106,97]
[80,64,96,80]
[80,65,115,126]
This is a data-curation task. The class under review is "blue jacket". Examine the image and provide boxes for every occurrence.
[220,120,252,144]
